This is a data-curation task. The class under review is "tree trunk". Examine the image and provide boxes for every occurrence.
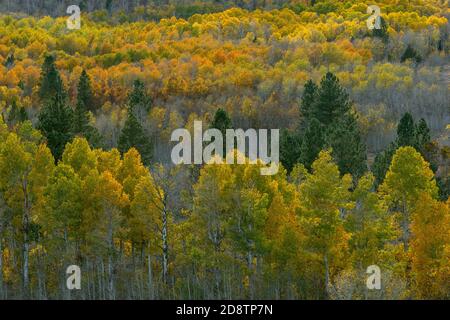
[324,253,329,299]
[0,229,3,299]
[147,243,154,299]
[161,206,168,285]
[401,198,409,251]
[107,210,114,300]
[22,179,30,299]
[247,250,254,299]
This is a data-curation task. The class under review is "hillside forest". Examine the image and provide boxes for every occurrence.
[0,0,449,299]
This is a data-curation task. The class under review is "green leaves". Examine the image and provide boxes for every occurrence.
[38,96,74,161]
[118,109,152,166]
[39,55,66,103]
[380,146,438,208]
[118,80,153,166]
[313,72,351,126]
[282,72,366,180]
[325,113,367,179]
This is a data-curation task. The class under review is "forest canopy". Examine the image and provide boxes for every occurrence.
[0,0,448,300]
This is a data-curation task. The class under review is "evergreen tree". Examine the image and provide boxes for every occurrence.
[6,101,28,127]
[210,108,233,157]
[372,142,396,186]
[210,108,232,136]
[436,176,449,201]
[72,98,102,148]
[279,129,301,172]
[118,80,153,165]
[325,113,367,179]
[415,118,431,153]
[77,69,95,113]
[39,55,66,103]
[72,70,102,147]
[298,118,324,170]
[396,112,416,147]
[300,79,318,126]
[106,0,113,15]
[373,16,389,42]
[79,0,88,11]
[280,79,319,173]
[118,108,152,166]
[128,79,152,123]
[38,95,74,161]
[312,72,351,126]
[400,45,422,64]
[4,53,14,69]
[72,100,90,137]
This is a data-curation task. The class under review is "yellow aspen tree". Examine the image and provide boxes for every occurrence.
[299,149,353,298]
[380,146,438,251]
[410,193,449,299]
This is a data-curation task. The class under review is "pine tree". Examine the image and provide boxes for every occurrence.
[128,79,151,123]
[325,113,367,179]
[312,72,351,126]
[279,79,313,172]
[210,108,232,136]
[39,55,66,103]
[18,106,28,123]
[298,118,324,170]
[79,0,88,11]
[6,101,28,127]
[77,70,95,113]
[118,108,152,166]
[38,95,74,161]
[106,0,113,15]
[396,112,416,147]
[415,118,431,153]
[401,45,422,64]
[210,108,233,156]
[279,129,301,172]
[300,79,318,126]
[73,72,102,147]
[4,53,14,69]
[73,98,89,137]
[373,16,389,42]
[372,142,396,186]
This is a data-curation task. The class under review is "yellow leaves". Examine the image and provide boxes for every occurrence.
[410,193,450,298]
[232,68,258,88]
[119,148,149,199]
[369,63,414,90]
[298,150,354,258]
[62,137,98,179]
[129,174,164,244]
[29,144,55,190]
[0,5,444,116]
[380,146,438,209]
[0,132,32,184]
[95,148,121,178]
[98,170,130,209]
